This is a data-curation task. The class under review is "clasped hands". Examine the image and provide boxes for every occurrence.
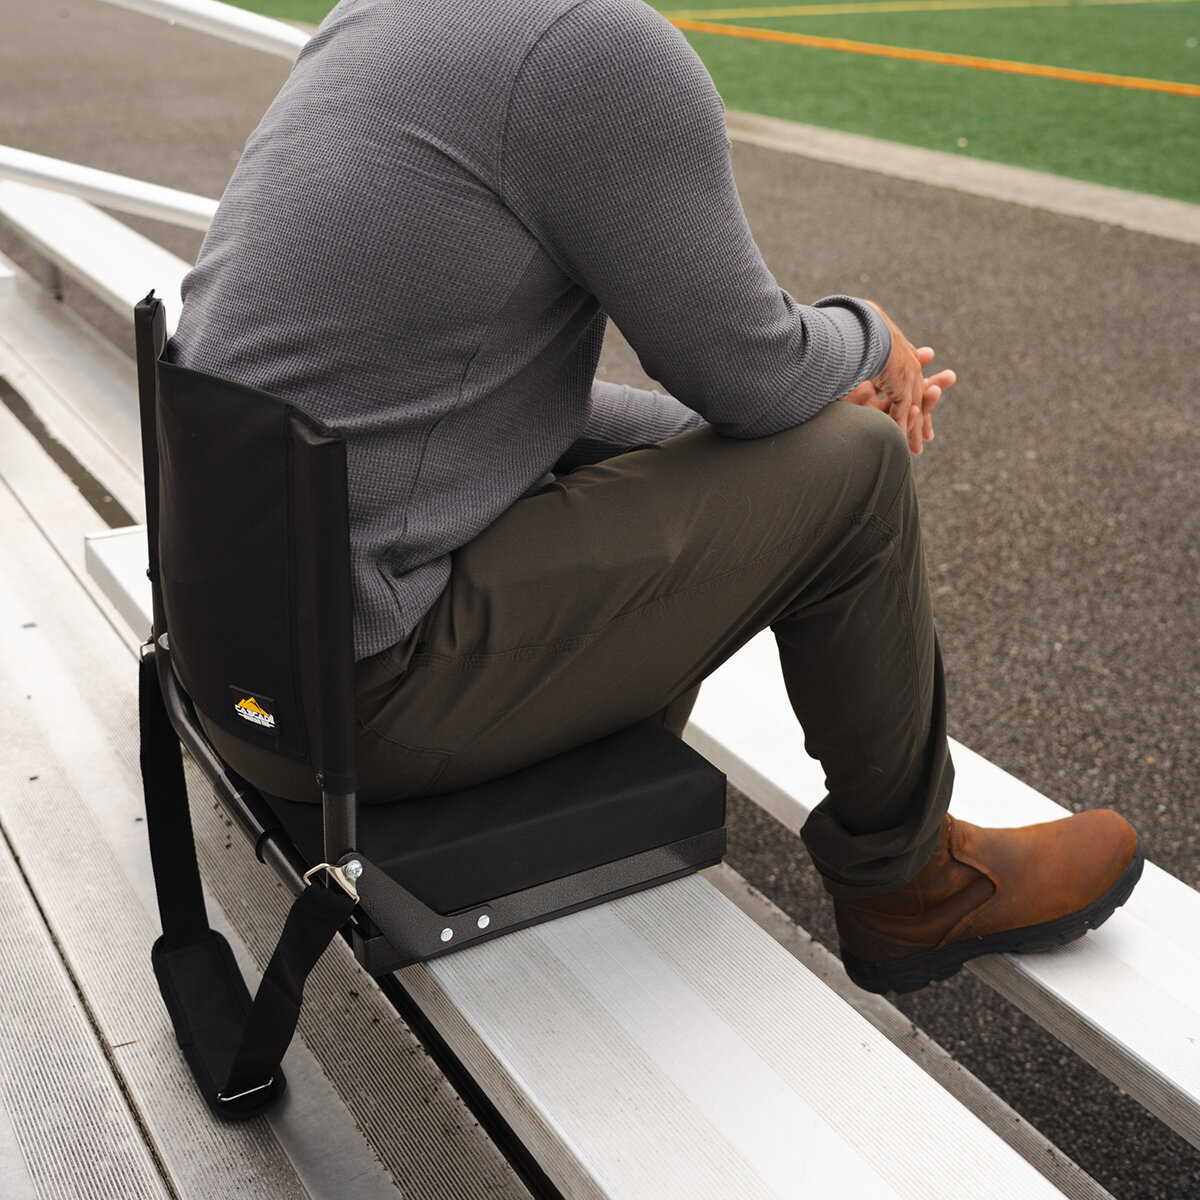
[840,301,957,456]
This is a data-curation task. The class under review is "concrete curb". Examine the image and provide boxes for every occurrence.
[726,110,1200,245]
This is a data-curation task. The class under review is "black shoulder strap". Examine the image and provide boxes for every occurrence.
[140,648,356,1120]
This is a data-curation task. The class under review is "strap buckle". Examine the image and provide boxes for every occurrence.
[217,1076,276,1104]
[302,860,360,901]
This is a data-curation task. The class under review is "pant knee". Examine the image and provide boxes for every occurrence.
[799,403,913,522]
[858,406,913,507]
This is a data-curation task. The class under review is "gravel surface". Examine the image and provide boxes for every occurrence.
[3,1,1198,1195]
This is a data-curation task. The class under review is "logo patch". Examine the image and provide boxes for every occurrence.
[231,688,276,730]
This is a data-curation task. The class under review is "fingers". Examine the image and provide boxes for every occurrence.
[878,325,926,450]
[922,381,943,419]
[838,379,886,408]
[925,367,957,393]
[867,309,957,454]
[889,388,921,453]
[921,367,956,438]
[874,347,924,450]
[921,364,958,440]
[900,394,922,453]
[921,386,939,445]
[907,399,924,454]
[895,363,956,452]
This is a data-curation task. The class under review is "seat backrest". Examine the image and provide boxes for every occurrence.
[134,293,357,794]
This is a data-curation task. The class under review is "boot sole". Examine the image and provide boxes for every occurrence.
[840,843,1145,995]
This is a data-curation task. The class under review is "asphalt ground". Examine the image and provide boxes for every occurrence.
[2,1,1199,1195]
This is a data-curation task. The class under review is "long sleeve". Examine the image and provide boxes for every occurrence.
[500,0,891,439]
[556,381,706,471]
[173,0,895,658]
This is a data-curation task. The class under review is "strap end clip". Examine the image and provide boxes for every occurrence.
[302,859,361,901]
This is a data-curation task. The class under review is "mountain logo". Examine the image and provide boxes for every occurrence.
[232,691,276,730]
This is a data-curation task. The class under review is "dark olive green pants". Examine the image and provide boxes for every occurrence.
[228,402,953,897]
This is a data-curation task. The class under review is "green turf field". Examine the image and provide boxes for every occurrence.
[231,0,1200,202]
[230,0,333,20]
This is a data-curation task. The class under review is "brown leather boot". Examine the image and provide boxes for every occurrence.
[834,810,1142,994]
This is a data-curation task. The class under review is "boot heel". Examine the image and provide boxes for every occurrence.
[840,849,1145,994]
[839,945,968,995]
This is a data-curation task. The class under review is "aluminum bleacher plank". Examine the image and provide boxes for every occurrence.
[0,433,527,1198]
[71,528,1120,1193]
[0,248,149,524]
[703,864,1115,1200]
[82,529,1077,1199]
[684,629,1200,1149]
[0,827,172,1200]
[0,181,187,332]
[0,397,145,660]
[0,482,332,1199]
[84,525,152,644]
[0,1103,38,1200]
[404,874,1069,1199]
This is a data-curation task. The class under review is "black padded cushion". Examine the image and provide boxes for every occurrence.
[260,721,725,914]
[156,359,349,767]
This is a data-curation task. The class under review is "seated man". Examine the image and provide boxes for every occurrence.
[171,0,1140,993]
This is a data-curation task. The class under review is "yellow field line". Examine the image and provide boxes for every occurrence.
[669,18,1200,94]
[664,0,1200,18]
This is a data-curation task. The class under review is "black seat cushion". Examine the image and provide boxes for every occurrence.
[260,721,725,915]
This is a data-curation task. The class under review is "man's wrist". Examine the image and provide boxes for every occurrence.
[812,294,893,385]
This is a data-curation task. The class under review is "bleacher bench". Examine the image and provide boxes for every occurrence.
[685,633,1200,1150]
[6,170,1192,1196]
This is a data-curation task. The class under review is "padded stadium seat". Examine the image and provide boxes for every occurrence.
[132,292,726,1118]
[261,719,725,971]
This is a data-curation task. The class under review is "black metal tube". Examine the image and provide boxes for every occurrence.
[323,791,357,864]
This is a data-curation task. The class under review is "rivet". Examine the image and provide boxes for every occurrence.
[477,914,490,930]
[440,927,454,943]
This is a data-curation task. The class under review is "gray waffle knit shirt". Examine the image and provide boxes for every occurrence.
[173,0,891,660]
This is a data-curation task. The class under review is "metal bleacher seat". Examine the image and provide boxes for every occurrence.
[133,292,726,1120]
